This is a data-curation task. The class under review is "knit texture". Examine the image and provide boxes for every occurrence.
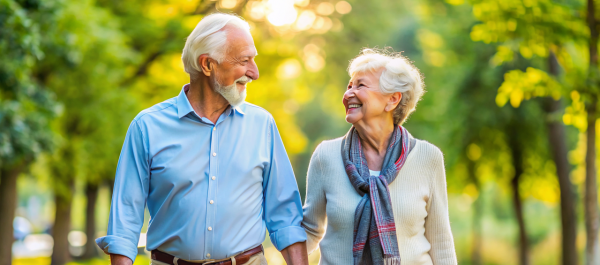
[302,137,457,265]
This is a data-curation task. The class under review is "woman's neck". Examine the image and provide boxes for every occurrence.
[354,117,395,170]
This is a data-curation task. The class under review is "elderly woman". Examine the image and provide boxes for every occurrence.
[302,49,457,265]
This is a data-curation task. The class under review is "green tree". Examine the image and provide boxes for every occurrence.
[22,0,136,263]
[584,1,600,263]
[0,1,57,264]
[467,0,588,263]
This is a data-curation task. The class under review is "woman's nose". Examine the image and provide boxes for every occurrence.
[343,89,355,100]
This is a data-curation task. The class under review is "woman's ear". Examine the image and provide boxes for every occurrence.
[385,92,402,112]
[199,55,213,76]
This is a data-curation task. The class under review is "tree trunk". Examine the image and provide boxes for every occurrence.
[471,196,483,265]
[544,52,578,265]
[83,182,99,259]
[0,163,25,265]
[468,161,482,265]
[586,0,600,264]
[585,101,599,265]
[509,133,530,265]
[50,178,75,265]
[546,98,580,265]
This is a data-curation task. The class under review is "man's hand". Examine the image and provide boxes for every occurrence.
[110,254,133,265]
[280,241,309,265]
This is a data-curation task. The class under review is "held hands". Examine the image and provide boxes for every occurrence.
[110,254,133,265]
[280,241,309,265]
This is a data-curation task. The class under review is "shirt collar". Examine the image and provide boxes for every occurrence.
[177,84,195,119]
[232,104,245,115]
[177,84,245,119]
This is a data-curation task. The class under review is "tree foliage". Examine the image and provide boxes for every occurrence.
[0,0,57,167]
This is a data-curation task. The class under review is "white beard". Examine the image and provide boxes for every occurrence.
[214,75,251,107]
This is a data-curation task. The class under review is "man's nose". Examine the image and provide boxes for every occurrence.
[247,61,259,80]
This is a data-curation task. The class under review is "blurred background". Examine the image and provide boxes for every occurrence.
[1,0,599,264]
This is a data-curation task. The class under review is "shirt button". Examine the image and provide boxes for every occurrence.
[213,127,216,131]
[210,200,214,204]
[208,226,213,231]
[212,152,217,156]
[207,253,211,258]
[212,176,216,180]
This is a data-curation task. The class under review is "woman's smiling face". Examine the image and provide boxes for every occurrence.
[342,68,391,125]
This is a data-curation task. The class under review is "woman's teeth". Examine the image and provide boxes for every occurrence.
[349,104,362,108]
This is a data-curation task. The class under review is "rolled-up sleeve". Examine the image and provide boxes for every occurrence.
[96,120,150,262]
[262,117,307,251]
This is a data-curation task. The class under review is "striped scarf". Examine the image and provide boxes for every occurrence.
[341,125,411,265]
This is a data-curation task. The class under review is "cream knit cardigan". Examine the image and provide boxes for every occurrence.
[302,137,457,265]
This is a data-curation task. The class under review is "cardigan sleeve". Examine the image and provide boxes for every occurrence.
[301,143,328,255]
[424,147,458,265]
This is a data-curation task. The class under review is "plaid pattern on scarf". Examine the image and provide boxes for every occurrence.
[341,125,411,265]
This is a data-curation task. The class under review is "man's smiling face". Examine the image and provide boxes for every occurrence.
[212,26,259,94]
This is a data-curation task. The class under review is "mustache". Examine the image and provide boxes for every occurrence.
[236,76,253,84]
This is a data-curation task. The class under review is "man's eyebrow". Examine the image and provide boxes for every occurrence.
[241,52,258,57]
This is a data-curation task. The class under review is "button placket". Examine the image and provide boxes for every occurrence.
[204,125,219,259]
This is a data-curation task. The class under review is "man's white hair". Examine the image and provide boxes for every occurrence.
[182,13,251,77]
[348,48,425,125]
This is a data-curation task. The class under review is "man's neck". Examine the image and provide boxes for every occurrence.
[187,78,230,124]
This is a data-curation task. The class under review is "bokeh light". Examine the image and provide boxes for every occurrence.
[312,16,332,33]
[316,2,335,16]
[277,59,302,79]
[303,44,325,72]
[250,0,352,34]
[295,10,317,31]
[249,1,267,20]
[335,1,352,14]
[67,231,86,247]
[266,0,298,26]
[294,0,310,7]
[220,0,238,9]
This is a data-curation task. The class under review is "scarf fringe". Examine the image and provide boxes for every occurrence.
[384,257,401,265]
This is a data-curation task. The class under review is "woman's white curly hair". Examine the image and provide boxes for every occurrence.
[348,48,425,125]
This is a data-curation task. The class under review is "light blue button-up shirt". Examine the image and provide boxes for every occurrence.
[96,85,306,262]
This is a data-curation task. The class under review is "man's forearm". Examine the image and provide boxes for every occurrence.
[280,241,308,265]
[110,254,133,265]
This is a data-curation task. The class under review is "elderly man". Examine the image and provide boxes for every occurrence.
[96,13,308,265]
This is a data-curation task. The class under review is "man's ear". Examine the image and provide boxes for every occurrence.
[385,92,402,112]
[199,54,213,76]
